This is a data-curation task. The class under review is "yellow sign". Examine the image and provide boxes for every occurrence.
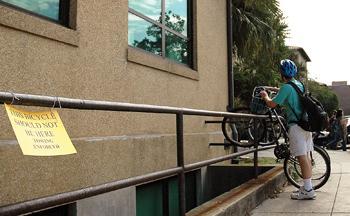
[5,104,76,156]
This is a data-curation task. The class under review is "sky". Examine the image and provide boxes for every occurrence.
[278,0,350,86]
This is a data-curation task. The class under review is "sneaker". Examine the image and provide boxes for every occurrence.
[292,187,301,193]
[290,187,316,200]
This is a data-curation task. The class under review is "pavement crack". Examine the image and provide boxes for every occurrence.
[330,167,342,216]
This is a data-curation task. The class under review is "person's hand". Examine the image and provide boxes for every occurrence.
[260,90,268,99]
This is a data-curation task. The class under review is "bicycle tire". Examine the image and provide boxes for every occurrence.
[247,116,285,146]
[283,145,331,190]
[221,108,254,148]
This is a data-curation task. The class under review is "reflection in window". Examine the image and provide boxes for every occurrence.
[128,0,191,66]
[0,0,70,25]
[165,0,187,36]
[1,0,59,20]
[166,31,188,64]
[129,0,161,22]
[128,13,162,56]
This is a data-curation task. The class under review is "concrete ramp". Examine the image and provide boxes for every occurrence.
[188,166,286,216]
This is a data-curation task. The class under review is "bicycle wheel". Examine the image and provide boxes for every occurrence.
[283,145,331,190]
[221,108,254,148]
[248,115,285,146]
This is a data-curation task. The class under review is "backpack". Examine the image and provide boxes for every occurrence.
[287,81,329,132]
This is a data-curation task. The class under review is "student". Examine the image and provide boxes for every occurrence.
[337,109,348,151]
[327,110,342,150]
[260,59,316,200]
[328,110,337,132]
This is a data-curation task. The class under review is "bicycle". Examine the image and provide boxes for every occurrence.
[271,105,331,190]
[222,87,286,147]
[222,86,331,189]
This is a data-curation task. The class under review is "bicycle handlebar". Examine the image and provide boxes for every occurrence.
[252,86,277,98]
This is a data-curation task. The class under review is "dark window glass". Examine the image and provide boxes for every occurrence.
[165,31,188,64]
[165,0,187,36]
[128,13,162,56]
[0,0,69,25]
[128,0,191,66]
[28,203,76,216]
[136,171,198,216]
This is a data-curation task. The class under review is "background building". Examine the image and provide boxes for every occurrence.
[289,46,311,84]
[330,81,350,115]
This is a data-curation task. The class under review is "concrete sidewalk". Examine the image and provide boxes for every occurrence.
[251,149,350,216]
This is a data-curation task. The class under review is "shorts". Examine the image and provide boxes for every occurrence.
[288,124,314,156]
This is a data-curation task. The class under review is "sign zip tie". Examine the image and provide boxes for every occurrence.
[10,92,20,105]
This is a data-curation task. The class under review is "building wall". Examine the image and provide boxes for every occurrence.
[293,51,306,68]
[0,0,230,207]
[77,187,136,216]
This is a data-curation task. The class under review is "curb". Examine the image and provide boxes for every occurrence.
[187,166,286,216]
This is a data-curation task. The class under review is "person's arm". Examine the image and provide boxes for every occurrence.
[264,86,280,92]
[260,91,278,108]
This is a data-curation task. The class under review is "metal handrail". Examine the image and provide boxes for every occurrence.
[0,91,271,216]
[0,92,267,118]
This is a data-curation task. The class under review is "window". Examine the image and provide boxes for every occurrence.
[136,172,198,216]
[0,0,70,26]
[128,0,192,66]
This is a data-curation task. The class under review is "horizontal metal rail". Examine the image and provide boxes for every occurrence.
[0,146,275,216]
[184,145,274,172]
[0,167,183,215]
[0,92,267,118]
[0,91,272,216]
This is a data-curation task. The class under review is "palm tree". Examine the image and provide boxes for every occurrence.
[231,0,291,106]
[232,0,285,60]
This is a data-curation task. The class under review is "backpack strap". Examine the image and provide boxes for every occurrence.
[287,81,305,96]
[287,81,305,121]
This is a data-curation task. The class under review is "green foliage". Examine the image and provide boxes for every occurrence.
[232,0,337,113]
[232,0,291,106]
[307,80,339,115]
[232,0,282,60]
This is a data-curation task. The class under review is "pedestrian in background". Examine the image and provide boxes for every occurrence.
[327,110,342,150]
[338,109,348,151]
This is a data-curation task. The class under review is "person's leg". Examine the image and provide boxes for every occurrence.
[342,138,347,151]
[297,154,313,190]
[297,154,312,178]
[290,152,315,199]
[326,136,338,149]
[289,126,316,199]
[342,130,347,151]
[326,128,340,148]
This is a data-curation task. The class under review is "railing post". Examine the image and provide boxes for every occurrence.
[231,123,239,164]
[176,113,186,216]
[253,118,259,179]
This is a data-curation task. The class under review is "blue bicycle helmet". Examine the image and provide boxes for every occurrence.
[280,59,297,78]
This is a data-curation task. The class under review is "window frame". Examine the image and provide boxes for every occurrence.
[128,0,193,68]
[0,0,78,46]
[0,0,70,27]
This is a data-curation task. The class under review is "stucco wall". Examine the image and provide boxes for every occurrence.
[77,187,136,216]
[0,0,229,206]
